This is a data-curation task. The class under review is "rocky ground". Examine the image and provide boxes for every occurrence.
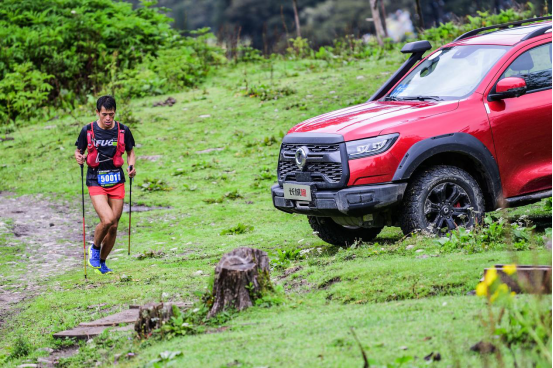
[0,192,95,327]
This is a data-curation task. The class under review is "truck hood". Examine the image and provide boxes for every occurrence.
[289,100,459,140]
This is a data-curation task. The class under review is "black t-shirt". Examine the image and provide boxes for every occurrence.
[75,121,136,187]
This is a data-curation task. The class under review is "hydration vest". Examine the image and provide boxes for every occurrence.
[86,121,126,168]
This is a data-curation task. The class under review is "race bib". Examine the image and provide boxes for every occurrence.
[98,170,122,187]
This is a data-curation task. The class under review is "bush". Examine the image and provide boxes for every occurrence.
[9,335,32,359]
[0,1,225,124]
[477,265,552,365]
[433,214,541,253]
[419,7,538,45]
[220,223,253,235]
[0,0,174,115]
[116,28,226,99]
[0,63,53,124]
[140,178,172,192]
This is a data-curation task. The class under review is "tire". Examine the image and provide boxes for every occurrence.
[308,216,382,247]
[400,165,485,236]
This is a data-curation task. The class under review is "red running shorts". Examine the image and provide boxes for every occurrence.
[88,183,125,199]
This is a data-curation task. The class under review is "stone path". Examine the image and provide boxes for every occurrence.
[0,191,95,326]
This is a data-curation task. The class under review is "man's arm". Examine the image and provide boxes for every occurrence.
[126,148,136,178]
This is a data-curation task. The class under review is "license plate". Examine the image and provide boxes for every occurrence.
[283,183,311,201]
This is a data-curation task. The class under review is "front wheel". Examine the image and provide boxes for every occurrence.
[400,165,484,236]
[308,216,382,247]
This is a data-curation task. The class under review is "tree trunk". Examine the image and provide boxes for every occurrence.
[134,302,174,338]
[207,247,270,319]
[369,0,385,46]
[415,0,425,30]
[292,0,301,38]
[379,0,388,37]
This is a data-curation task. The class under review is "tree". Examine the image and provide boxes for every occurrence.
[369,0,386,45]
[292,0,302,37]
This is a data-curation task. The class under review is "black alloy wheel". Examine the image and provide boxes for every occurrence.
[424,182,472,233]
[400,165,484,236]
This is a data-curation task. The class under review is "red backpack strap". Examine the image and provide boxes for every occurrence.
[86,122,99,167]
[86,122,95,148]
[116,122,125,151]
[112,122,126,167]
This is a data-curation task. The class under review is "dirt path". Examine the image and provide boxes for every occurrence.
[0,191,95,326]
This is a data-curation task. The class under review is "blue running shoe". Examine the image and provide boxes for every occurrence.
[88,244,101,269]
[95,261,113,275]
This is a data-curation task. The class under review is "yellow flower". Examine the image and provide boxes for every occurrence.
[476,282,488,297]
[503,264,517,276]
[484,267,497,286]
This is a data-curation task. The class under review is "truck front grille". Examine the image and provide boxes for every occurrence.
[278,160,343,183]
[281,143,340,153]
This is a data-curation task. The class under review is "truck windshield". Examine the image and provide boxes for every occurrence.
[387,45,510,101]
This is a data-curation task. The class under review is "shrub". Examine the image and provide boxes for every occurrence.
[433,214,540,253]
[0,0,174,117]
[220,223,253,235]
[244,84,296,101]
[140,178,172,192]
[0,63,53,124]
[476,265,552,365]
[270,247,304,269]
[116,28,226,99]
[0,1,225,124]
[9,335,32,359]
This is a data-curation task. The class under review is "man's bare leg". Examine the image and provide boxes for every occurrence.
[91,195,116,249]
[100,198,124,260]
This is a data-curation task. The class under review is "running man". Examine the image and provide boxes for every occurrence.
[74,96,136,274]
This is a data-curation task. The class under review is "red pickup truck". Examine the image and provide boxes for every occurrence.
[272,18,552,246]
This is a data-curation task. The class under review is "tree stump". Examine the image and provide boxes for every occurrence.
[207,247,271,318]
[134,302,174,338]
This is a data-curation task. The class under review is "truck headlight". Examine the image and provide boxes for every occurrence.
[346,133,399,159]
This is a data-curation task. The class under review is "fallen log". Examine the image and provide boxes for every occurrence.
[207,247,271,318]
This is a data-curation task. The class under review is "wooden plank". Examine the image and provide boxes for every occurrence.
[53,326,107,339]
[53,324,135,340]
[79,309,138,327]
[483,265,552,294]
[129,302,192,309]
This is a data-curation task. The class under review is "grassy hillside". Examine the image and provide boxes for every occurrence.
[0,56,550,367]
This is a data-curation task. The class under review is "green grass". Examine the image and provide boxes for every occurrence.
[0,57,550,367]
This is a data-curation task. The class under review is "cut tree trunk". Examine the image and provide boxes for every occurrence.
[134,302,174,338]
[292,0,301,38]
[207,247,270,319]
[369,0,386,46]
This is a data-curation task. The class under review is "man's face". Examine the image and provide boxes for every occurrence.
[96,106,115,128]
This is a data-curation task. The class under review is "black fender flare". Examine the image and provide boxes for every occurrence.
[392,133,503,208]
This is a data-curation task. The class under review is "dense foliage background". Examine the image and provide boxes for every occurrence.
[0,0,548,127]
[125,0,552,48]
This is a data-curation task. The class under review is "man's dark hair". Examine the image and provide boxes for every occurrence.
[96,95,116,112]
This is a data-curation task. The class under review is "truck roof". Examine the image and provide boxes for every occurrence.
[452,21,552,46]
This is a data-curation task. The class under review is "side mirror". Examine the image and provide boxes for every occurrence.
[488,77,527,101]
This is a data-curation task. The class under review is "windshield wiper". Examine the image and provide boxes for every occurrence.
[397,96,444,101]
[384,95,399,101]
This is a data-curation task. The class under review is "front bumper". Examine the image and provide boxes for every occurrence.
[271,182,407,217]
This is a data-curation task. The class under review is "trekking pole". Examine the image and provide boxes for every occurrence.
[80,163,87,279]
[128,165,133,256]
